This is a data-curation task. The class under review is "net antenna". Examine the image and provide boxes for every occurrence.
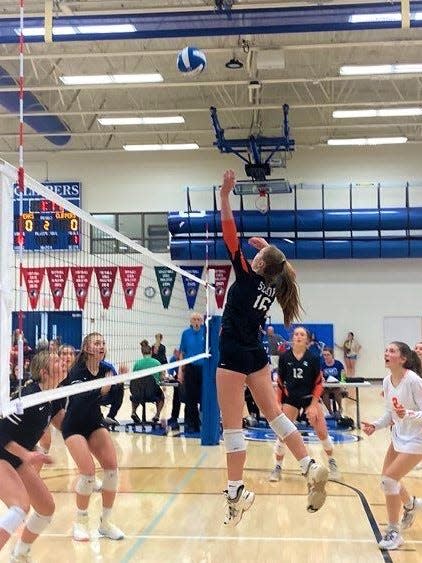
[0,159,214,417]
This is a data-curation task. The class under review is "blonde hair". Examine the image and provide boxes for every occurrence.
[29,350,50,381]
[262,246,303,326]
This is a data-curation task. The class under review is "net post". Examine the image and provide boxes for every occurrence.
[0,172,13,415]
[200,315,221,446]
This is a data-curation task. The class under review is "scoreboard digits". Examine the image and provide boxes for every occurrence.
[14,182,81,251]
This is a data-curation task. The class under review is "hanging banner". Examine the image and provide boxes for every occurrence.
[70,267,93,310]
[154,266,177,309]
[180,266,203,310]
[94,266,117,309]
[46,267,69,310]
[209,264,231,309]
[22,267,45,310]
[119,266,143,310]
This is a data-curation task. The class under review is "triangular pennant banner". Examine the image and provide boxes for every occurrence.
[70,267,93,309]
[209,264,232,308]
[180,266,203,310]
[94,266,117,309]
[46,267,69,309]
[154,266,177,309]
[21,267,45,310]
[119,266,143,309]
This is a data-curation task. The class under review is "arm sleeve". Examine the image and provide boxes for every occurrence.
[312,365,324,399]
[179,331,186,356]
[221,218,252,278]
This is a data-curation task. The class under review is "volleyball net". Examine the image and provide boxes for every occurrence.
[0,159,214,416]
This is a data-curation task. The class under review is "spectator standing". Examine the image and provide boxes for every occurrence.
[178,312,206,434]
[152,333,167,365]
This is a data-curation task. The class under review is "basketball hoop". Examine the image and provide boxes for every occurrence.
[255,187,269,214]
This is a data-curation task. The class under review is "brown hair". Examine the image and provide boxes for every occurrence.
[391,341,422,376]
[142,343,152,355]
[323,347,334,356]
[74,332,103,368]
[262,246,303,326]
[29,350,51,381]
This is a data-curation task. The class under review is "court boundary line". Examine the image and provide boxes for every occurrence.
[336,481,393,563]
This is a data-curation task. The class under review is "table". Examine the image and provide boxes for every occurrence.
[324,381,372,429]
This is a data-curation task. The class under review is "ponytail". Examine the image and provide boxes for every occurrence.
[262,246,303,326]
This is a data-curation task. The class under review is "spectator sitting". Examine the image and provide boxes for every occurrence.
[130,343,165,425]
[320,347,345,418]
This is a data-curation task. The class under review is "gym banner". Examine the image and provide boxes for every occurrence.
[94,266,117,309]
[46,267,69,310]
[154,266,177,309]
[70,267,93,310]
[119,266,143,310]
[180,265,203,310]
[22,267,45,310]
[209,264,231,309]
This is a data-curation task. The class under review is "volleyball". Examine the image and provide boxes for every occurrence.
[176,46,207,77]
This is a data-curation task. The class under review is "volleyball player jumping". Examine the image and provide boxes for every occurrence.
[217,169,329,527]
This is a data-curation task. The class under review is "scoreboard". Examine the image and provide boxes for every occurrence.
[14,182,81,251]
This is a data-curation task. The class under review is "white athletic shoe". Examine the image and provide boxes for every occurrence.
[401,496,422,530]
[10,551,31,563]
[304,460,329,513]
[269,466,282,482]
[93,477,102,492]
[378,528,404,550]
[98,519,125,540]
[328,458,341,481]
[73,517,90,542]
[223,485,255,527]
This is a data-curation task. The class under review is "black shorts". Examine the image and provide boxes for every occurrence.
[0,447,23,470]
[218,337,269,376]
[62,418,107,441]
[282,395,313,410]
[130,387,164,405]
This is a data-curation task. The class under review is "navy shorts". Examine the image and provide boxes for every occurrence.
[218,337,269,376]
[282,395,313,410]
[62,418,107,441]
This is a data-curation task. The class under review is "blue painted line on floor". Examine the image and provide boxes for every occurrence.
[121,451,208,562]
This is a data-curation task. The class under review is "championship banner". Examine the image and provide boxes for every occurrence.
[119,266,143,310]
[180,266,203,310]
[70,267,93,310]
[46,267,69,310]
[94,266,118,309]
[21,267,45,310]
[209,264,231,309]
[154,266,177,309]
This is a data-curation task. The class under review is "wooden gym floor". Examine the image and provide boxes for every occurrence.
[1,384,421,563]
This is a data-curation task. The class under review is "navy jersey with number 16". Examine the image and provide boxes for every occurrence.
[221,220,275,348]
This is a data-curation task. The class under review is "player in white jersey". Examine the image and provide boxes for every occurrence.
[362,341,422,550]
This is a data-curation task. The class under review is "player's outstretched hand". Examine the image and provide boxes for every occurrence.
[220,170,236,196]
[248,237,269,250]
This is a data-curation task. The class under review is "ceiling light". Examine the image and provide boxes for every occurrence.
[327,137,408,146]
[340,64,422,75]
[123,143,199,151]
[98,116,185,125]
[225,57,244,69]
[348,13,402,23]
[59,73,163,85]
[333,108,422,118]
[14,24,136,37]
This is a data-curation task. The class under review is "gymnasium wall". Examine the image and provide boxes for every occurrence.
[12,143,422,376]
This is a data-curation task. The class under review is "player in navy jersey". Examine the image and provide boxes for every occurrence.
[217,170,328,527]
[0,351,66,560]
[61,332,124,542]
[269,327,339,482]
